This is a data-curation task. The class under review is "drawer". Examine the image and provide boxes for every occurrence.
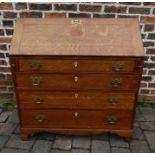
[18,91,136,110]
[16,74,139,90]
[18,58,141,73]
[21,109,132,129]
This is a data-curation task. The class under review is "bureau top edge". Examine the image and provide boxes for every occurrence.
[10,18,144,57]
[9,55,144,59]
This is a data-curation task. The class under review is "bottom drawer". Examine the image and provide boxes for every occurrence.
[21,109,132,129]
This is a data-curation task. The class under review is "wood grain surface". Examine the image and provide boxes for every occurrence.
[16,73,139,90]
[20,109,132,129]
[18,58,139,73]
[10,18,144,57]
[18,90,136,110]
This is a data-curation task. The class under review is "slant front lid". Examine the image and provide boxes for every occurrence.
[10,18,144,56]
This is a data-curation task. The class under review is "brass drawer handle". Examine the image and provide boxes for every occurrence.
[74,61,78,68]
[108,97,119,105]
[107,116,118,124]
[11,63,16,68]
[74,112,79,117]
[33,96,44,104]
[31,61,42,70]
[35,115,45,123]
[74,76,78,82]
[111,79,122,88]
[112,62,123,71]
[31,76,42,86]
[138,65,143,68]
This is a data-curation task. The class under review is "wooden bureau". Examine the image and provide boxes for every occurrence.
[9,18,144,141]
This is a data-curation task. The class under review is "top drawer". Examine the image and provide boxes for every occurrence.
[17,58,142,73]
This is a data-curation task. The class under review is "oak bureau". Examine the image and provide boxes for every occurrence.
[9,18,144,141]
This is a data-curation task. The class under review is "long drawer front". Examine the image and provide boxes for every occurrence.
[16,74,139,90]
[18,58,141,73]
[21,109,132,129]
[18,91,136,110]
